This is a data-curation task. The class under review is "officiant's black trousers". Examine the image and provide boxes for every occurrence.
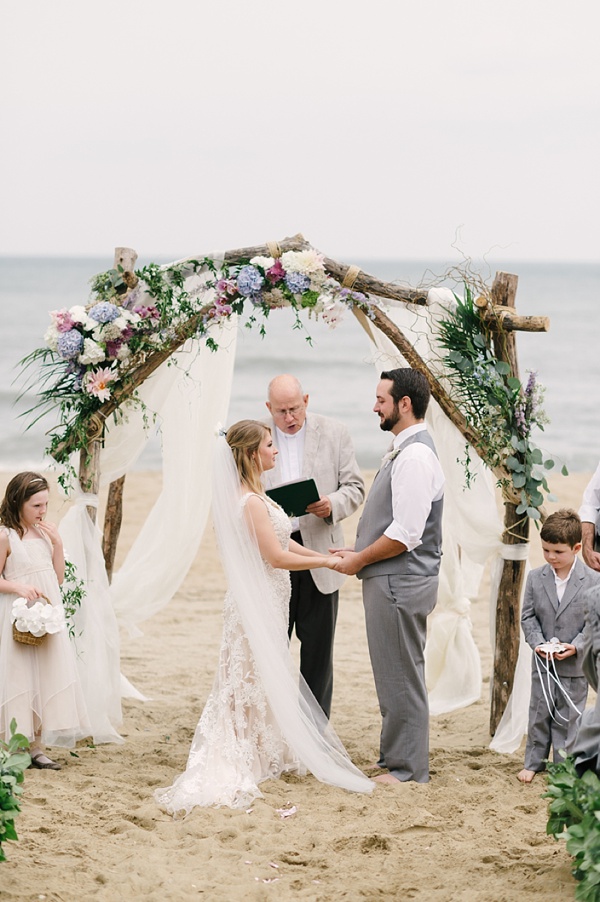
[289,531,338,719]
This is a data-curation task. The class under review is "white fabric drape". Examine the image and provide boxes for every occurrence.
[58,490,124,744]
[58,257,238,730]
[107,322,237,635]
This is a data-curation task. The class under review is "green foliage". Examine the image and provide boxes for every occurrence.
[545,757,600,901]
[0,719,30,862]
[61,558,86,640]
[437,285,561,517]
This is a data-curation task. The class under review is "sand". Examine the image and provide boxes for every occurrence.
[0,468,593,901]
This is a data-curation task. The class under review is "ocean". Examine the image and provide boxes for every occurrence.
[1,256,598,473]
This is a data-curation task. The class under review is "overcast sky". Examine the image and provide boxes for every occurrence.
[1,0,598,262]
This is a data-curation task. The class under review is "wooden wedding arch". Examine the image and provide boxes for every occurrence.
[68,234,549,735]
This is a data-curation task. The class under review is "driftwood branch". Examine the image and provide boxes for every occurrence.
[489,271,529,736]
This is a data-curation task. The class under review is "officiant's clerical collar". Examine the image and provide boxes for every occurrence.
[275,421,307,441]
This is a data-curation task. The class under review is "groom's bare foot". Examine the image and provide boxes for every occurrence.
[517,768,536,783]
[374,773,401,785]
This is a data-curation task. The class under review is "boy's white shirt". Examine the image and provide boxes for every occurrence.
[552,558,578,604]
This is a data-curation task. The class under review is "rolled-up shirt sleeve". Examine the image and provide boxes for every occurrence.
[384,443,445,551]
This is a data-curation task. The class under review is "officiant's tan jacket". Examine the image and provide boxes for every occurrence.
[263,413,365,594]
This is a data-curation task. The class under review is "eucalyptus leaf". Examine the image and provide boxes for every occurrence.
[495,360,511,375]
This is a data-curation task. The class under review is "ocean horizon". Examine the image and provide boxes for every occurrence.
[1,255,598,475]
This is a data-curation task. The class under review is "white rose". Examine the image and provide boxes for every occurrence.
[117,345,131,360]
[45,325,59,351]
[250,255,275,269]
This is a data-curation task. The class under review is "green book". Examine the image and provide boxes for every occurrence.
[266,478,320,518]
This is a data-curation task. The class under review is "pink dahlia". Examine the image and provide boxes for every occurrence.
[83,367,117,402]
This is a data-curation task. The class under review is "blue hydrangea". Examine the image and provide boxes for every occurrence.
[88,302,121,323]
[236,265,264,297]
[284,271,311,294]
[57,329,84,359]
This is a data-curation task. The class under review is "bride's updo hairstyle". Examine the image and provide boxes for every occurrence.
[0,471,50,538]
[226,420,271,494]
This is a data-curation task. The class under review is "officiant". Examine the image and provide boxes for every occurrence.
[263,374,365,718]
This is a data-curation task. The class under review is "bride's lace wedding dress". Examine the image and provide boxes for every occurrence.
[155,440,372,816]
[155,495,302,812]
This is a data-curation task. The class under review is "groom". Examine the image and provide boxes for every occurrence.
[332,368,444,783]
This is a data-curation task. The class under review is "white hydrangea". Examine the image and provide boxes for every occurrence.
[69,305,90,324]
[78,337,106,365]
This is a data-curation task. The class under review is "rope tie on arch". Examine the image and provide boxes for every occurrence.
[266,241,282,259]
[86,413,106,442]
[342,265,361,289]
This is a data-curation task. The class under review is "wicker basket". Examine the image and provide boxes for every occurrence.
[12,595,51,647]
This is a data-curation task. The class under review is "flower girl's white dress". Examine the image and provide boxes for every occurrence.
[0,528,90,746]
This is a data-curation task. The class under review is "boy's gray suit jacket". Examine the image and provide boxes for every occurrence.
[521,557,600,677]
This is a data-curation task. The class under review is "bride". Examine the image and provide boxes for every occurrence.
[155,420,373,813]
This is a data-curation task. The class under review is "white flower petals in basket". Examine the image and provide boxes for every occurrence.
[11,595,66,646]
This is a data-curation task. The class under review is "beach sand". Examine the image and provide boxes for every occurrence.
[0,468,593,901]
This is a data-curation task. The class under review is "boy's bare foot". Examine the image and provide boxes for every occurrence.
[374,773,401,785]
[517,768,536,783]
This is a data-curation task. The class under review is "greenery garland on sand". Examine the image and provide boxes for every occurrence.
[19,249,369,480]
[545,757,600,901]
[0,719,30,862]
[437,285,564,518]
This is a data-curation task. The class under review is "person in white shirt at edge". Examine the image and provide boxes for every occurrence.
[262,374,365,719]
[579,462,600,572]
[331,368,445,784]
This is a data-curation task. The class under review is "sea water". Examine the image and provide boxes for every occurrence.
[0,256,598,473]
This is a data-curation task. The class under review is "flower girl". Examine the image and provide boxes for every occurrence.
[0,472,89,769]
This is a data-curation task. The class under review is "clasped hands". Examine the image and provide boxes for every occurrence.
[327,546,361,575]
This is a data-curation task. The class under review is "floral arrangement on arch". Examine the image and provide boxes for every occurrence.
[20,248,370,465]
[436,285,564,518]
[211,249,366,330]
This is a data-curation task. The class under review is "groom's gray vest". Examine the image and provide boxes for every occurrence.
[355,431,443,580]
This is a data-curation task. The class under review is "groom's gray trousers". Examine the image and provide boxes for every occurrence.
[362,573,438,783]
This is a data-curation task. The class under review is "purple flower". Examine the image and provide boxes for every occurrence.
[57,329,84,359]
[133,304,160,320]
[284,272,311,294]
[88,302,120,323]
[105,340,123,359]
[236,265,264,297]
[216,278,238,296]
[266,260,285,284]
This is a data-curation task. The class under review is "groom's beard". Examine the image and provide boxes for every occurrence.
[378,403,400,432]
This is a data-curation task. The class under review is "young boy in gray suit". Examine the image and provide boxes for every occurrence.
[518,509,600,783]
